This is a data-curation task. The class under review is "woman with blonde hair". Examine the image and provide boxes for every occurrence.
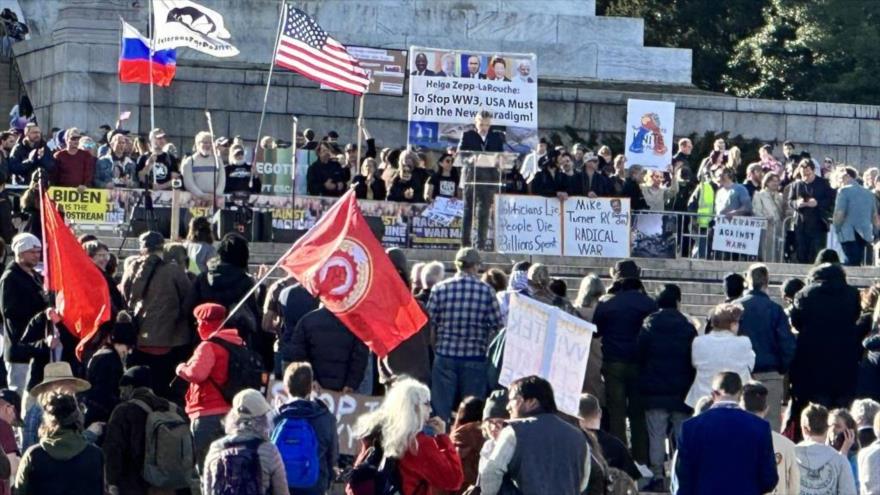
[574,273,607,409]
[351,378,463,494]
[574,273,605,322]
[726,146,742,174]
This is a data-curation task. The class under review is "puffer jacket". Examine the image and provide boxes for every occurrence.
[175,328,242,418]
[122,254,192,349]
[285,307,368,392]
[637,308,697,412]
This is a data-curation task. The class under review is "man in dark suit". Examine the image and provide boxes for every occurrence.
[458,111,504,249]
[410,52,435,76]
[458,111,505,153]
[466,55,486,79]
[675,372,778,495]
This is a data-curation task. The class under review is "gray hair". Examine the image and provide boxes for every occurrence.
[851,399,880,427]
[421,261,445,289]
[410,262,425,291]
[574,273,605,308]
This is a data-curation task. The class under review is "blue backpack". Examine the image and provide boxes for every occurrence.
[206,438,264,495]
[271,415,320,488]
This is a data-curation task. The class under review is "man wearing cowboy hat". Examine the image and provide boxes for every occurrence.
[21,362,90,451]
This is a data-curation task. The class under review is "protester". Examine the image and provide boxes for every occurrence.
[50,127,95,187]
[742,381,800,495]
[273,362,337,495]
[495,260,531,324]
[175,303,244,472]
[426,152,460,200]
[576,393,641,481]
[351,378,464,494]
[480,268,507,294]
[183,215,217,275]
[621,164,649,210]
[15,393,104,495]
[703,272,746,333]
[796,403,857,495]
[832,166,877,266]
[95,132,135,188]
[448,396,485,495]
[638,284,697,489]
[686,303,755,408]
[851,399,880,448]
[122,231,192,400]
[181,131,225,202]
[202,389,288,495]
[592,259,657,463]
[573,273,606,408]
[103,366,193,495]
[417,260,445,305]
[715,167,752,216]
[735,263,796,432]
[829,408,860,488]
[307,141,347,197]
[224,144,253,193]
[480,376,589,495]
[857,412,880,495]
[83,311,136,426]
[789,159,835,263]
[21,362,92,452]
[752,172,786,261]
[675,372,778,495]
[9,123,53,184]
[426,247,502,422]
[135,128,179,190]
[0,389,19,493]
[83,240,125,312]
[350,157,386,200]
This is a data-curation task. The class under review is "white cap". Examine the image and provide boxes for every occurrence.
[11,233,41,255]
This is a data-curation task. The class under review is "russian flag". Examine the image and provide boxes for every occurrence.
[119,21,176,87]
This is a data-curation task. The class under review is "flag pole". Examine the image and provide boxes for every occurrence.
[117,17,123,119]
[356,93,365,168]
[291,115,298,203]
[220,243,295,328]
[250,0,287,186]
[147,0,155,130]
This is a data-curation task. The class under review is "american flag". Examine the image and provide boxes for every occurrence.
[275,5,370,96]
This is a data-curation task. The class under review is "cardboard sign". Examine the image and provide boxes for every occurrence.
[712,216,765,255]
[499,294,595,416]
[624,99,675,172]
[562,197,630,258]
[494,194,562,256]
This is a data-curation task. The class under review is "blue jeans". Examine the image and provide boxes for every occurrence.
[431,355,488,422]
[841,235,868,266]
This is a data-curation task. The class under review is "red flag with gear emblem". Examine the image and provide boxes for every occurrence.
[279,190,426,357]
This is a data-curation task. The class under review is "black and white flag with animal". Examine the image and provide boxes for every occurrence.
[152,0,239,57]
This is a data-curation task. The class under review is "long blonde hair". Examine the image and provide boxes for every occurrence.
[574,273,605,308]
[353,378,430,458]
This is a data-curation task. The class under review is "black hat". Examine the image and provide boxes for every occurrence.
[111,319,137,347]
[483,389,509,420]
[611,259,640,280]
[218,233,249,269]
[327,130,339,139]
[0,389,21,419]
[120,366,153,389]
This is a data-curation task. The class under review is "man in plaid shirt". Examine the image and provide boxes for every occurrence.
[426,247,502,422]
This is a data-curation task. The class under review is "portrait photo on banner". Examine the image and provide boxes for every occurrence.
[624,98,676,172]
[407,46,538,155]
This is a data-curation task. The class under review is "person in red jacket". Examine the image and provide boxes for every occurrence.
[51,127,96,187]
[352,377,464,494]
[175,303,244,473]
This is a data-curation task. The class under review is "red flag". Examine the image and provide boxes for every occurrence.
[41,191,112,360]
[280,190,426,357]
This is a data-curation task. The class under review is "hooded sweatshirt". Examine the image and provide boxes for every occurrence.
[176,325,244,418]
[15,429,104,495]
[795,439,857,495]
[275,398,338,494]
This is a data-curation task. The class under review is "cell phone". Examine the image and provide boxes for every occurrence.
[832,432,845,451]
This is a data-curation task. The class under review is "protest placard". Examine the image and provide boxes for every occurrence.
[712,216,765,255]
[499,294,595,416]
[256,147,294,196]
[562,197,630,258]
[49,187,123,224]
[625,99,675,172]
[407,47,538,153]
[632,212,678,259]
[494,194,562,256]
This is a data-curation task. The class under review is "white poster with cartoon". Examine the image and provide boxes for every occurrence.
[624,99,675,172]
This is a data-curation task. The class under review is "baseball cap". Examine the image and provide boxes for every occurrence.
[232,389,271,419]
[0,389,21,419]
[455,247,481,265]
[215,136,229,147]
[149,128,166,139]
[11,233,41,255]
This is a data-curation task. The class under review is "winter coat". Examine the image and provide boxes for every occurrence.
[0,262,46,363]
[83,347,124,426]
[593,280,658,363]
[102,387,175,495]
[285,307,368,392]
[637,308,697,412]
[184,262,259,342]
[858,328,880,401]
[622,177,649,210]
[8,139,54,183]
[122,254,192,349]
[685,331,755,408]
[449,421,484,495]
[790,264,861,403]
[175,328,242,418]
[274,398,338,494]
[355,432,464,495]
[202,432,287,495]
[17,312,81,392]
[15,429,104,495]
[734,289,796,374]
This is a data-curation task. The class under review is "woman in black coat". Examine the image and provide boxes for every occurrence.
[856,284,880,401]
[351,157,386,200]
[622,164,649,210]
[83,312,137,426]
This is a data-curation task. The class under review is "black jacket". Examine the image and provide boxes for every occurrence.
[857,313,880,401]
[306,159,347,197]
[351,174,387,200]
[457,129,504,152]
[102,388,174,495]
[184,262,260,342]
[567,171,611,197]
[16,429,104,495]
[83,347,124,426]
[284,307,368,392]
[388,177,426,203]
[637,308,697,412]
[790,264,861,403]
[17,312,81,392]
[0,262,46,363]
[622,177,649,210]
[9,139,54,183]
[788,176,835,232]
[275,399,338,494]
[593,280,658,363]
[530,167,567,198]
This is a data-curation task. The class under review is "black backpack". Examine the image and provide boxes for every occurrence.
[345,437,404,495]
[208,337,264,403]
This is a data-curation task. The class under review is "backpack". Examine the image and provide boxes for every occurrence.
[605,467,638,495]
[345,437,404,495]
[271,413,320,488]
[208,337,265,403]
[130,399,194,490]
[205,438,264,495]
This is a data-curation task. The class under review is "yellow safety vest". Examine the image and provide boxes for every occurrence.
[697,181,714,228]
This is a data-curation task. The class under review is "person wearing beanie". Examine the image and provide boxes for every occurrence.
[781,278,805,313]
[0,232,47,392]
[203,389,287,495]
[593,259,657,465]
[184,232,261,345]
[83,311,137,426]
[121,230,192,401]
[103,366,185,495]
[175,302,246,473]
[15,393,104,495]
